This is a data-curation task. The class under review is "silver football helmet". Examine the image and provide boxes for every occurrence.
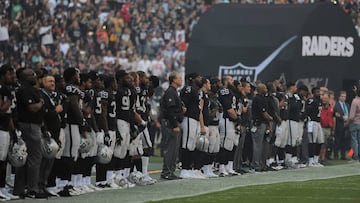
[8,137,28,167]
[195,134,209,152]
[96,144,113,164]
[41,135,60,159]
[79,134,94,154]
[128,171,146,185]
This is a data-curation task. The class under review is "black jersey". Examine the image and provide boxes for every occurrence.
[16,85,44,124]
[94,89,108,131]
[252,94,269,124]
[65,84,84,125]
[218,87,236,119]
[84,89,99,131]
[180,85,201,121]
[201,90,210,126]
[52,90,67,128]
[286,93,302,122]
[299,96,307,121]
[40,89,61,138]
[135,86,149,121]
[208,94,222,126]
[107,91,117,131]
[116,87,136,123]
[306,97,322,122]
[0,84,15,131]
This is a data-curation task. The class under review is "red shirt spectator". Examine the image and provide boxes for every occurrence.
[321,103,334,128]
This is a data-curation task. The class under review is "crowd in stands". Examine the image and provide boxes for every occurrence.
[0,0,359,86]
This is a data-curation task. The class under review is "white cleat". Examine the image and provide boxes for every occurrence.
[192,170,207,179]
[179,169,194,179]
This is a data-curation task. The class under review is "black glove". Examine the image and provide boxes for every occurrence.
[79,119,91,134]
[116,130,123,145]
[10,130,18,143]
[130,124,139,141]
[104,132,111,146]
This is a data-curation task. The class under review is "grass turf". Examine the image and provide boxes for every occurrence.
[151,175,360,203]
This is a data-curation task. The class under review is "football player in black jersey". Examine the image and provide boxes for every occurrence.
[217,76,240,176]
[99,75,118,187]
[179,73,206,179]
[204,78,222,177]
[306,87,324,167]
[199,77,218,178]
[58,67,85,197]
[114,70,136,187]
[136,71,156,184]
[282,82,304,168]
[0,64,18,200]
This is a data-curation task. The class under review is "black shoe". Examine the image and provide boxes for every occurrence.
[25,191,47,199]
[160,174,179,180]
[57,188,72,197]
[25,191,36,199]
[169,174,182,180]
[35,192,48,199]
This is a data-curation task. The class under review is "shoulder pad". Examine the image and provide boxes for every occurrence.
[87,89,95,97]
[294,94,300,100]
[100,91,108,99]
[185,86,192,94]
[219,88,229,96]
[198,90,204,98]
[135,87,141,94]
[65,85,84,97]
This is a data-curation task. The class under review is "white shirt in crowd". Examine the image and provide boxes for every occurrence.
[0,24,9,42]
[103,56,115,64]
[118,57,128,66]
[137,58,152,74]
[39,25,54,45]
[59,41,70,56]
[150,58,166,77]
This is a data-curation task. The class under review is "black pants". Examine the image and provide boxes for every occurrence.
[334,129,349,159]
[0,160,6,188]
[14,123,43,194]
[161,120,180,176]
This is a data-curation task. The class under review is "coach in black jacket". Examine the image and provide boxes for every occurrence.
[160,72,184,180]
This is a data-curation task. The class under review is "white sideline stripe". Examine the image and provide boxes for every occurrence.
[139,164,360,203]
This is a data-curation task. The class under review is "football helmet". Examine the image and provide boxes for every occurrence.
[79,133,94,154]
[96,144,113,164]
[195,134,209,152]
[8,137,28,167]
[41,134,60,159]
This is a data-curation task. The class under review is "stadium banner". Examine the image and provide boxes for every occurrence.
[185,2,360,92]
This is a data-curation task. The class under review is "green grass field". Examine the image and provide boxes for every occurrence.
[151,175,360,203]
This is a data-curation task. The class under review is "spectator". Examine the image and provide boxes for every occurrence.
[348,88,360,162]
[333,91,350,160]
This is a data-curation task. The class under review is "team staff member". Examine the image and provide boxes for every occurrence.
[234,80,252,173]
[14,68,47,198]
[39,75,63,196]
[251,83,273,172]
[160,72,184,180]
